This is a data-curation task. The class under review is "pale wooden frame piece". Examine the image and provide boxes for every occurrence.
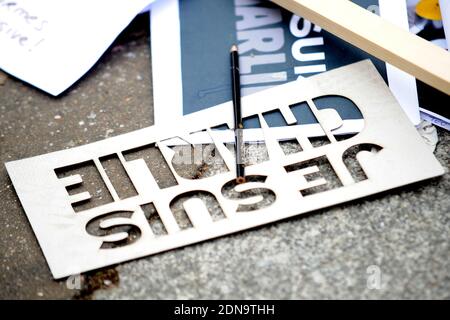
[273,0,450,94]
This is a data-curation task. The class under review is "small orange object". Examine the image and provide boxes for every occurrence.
[416,0,442,21]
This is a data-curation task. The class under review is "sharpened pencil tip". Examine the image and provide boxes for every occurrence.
[236,176,246,184]
[230,44,238,52]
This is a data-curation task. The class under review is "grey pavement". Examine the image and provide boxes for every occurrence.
[0,16,449,299]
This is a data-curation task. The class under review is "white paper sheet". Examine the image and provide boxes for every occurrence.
[379,0,420,125]
[0,0,154,96]
[440,0,450,50]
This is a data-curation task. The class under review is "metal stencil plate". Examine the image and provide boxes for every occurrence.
[6,61,444,279]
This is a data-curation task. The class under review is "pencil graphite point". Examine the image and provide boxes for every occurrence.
[236,176,246,184]
[230,44,238,52]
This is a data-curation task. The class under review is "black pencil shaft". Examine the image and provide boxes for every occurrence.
[230,48,245,180]
[235,129,244,178]
[231,50,242,130]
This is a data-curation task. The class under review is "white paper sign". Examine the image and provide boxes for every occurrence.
[440,0,450,50]
[151,0,421,126]
[0,0,154,96]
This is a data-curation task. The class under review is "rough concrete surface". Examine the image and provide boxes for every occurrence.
[1,15,449,300]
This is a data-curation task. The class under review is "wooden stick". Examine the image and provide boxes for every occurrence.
[273,0,450,95]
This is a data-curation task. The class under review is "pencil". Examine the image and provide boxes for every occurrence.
[230,44,245,184]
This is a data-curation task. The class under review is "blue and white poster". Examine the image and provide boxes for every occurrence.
[151,0,420,127]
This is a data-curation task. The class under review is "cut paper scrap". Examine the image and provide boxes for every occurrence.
[0,0,154,96]
[6,61,444,278]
